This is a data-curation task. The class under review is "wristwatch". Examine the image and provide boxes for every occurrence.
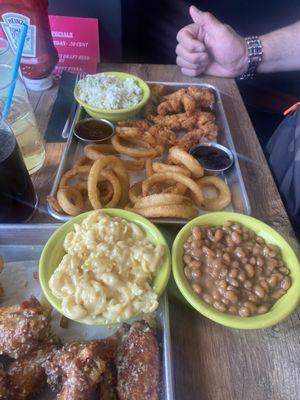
[239,36,263,80]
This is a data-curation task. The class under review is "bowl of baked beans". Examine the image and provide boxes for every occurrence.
[172,212,300,329]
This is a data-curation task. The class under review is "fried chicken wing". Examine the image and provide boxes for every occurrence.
[0,363,8,400]
[187,86,215,108]
[0,297,51,359]
[7,342,57,400]
[44,341,106,400]
[44,329,124,400]
[116,321,160,400]
[99,366,117,400]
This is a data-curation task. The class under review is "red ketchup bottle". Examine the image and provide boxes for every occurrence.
[0,0,58,91]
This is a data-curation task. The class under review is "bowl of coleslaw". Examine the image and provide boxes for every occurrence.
[74,72,150,122]
[39,209,171,326]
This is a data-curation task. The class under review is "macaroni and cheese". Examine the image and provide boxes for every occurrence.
[49,211,164,324]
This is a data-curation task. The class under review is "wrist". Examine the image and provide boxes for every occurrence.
[238,36,263,79]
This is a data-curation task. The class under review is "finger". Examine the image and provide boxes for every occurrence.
[181,66,206,77]
[177,56,209,70]
[176,27,205,52]
[189,6,222,32]
[176,44,208,65]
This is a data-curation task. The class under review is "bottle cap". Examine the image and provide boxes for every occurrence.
[23,74,54,91]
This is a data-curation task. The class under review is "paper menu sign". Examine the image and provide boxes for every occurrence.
[49,15,99,74]
[0,15,99,74]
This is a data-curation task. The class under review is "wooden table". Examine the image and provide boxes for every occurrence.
[29,64,300,400]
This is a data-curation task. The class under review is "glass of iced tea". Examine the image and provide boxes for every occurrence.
[0,62,46,175]
[0,113,37,223]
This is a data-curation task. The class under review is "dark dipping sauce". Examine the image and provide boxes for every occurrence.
[75,119,114,142]
[190,145,232,171]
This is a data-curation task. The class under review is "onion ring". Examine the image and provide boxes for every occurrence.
[196,176,231,211]
[142,172,204,206]
[152,162,191,176]
[88,155,129,208]
[57,187,84,216]
[145,159,153,178]
[59,166,91,188]
[74,181,93,210]
[121,158,145,171]
[84,144,118,160]
[73,156,93,168]
[112,134,158,158]
[99,169,122,208]
[133,204,198,219]
[47,195,63,213]
[129,181,143,204]
[133,193,192,208]
[99,180,114,205]
[168,146,204,178]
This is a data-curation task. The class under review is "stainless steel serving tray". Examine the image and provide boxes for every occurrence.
[0,223,174,400]
[48,81,251,223]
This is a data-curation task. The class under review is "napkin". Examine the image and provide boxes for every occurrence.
[44,72,77,143]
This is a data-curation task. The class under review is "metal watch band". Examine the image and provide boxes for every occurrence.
[239,36,263,80]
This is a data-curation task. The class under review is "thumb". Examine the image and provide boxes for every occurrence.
[189,6,221,32]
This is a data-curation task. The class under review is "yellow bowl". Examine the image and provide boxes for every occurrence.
[39,209,171,325]
[172,212,300,329]
[74,71,150,122]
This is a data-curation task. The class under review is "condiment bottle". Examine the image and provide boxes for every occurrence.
[0,0,58,91]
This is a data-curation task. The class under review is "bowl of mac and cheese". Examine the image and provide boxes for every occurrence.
[39,209,171,325]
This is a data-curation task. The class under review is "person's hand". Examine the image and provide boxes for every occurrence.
[176,5,248,78]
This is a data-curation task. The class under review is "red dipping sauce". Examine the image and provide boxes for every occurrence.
[0,0,58,90]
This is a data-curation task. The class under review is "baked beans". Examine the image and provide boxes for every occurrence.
[183,221,291,317]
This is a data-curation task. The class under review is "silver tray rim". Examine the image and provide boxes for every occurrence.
[47,81,251,224]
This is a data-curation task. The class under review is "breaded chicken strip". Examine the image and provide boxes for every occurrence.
[149,111,215,131]
[116,321,160,400]
[0,297,51,359]
[187,87,215,108]
[177,122,218,150]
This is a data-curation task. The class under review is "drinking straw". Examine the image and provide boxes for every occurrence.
[3,23,28,118]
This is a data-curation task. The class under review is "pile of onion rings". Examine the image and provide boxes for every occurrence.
[47,142,231,218]
[47,84,231,219]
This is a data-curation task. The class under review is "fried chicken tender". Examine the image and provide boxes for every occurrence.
[116,321,160,400]
[117,126,158,147]
[143,84,167,118]
[117,119,151,131]
[177,122,218,151]
[150,111,215,131]
[187,86,215,108]
[149,83,167,104]
[0,297,51,359]
[0,363,8,399]
[146,125,177,146]
[182,93,197,116]
[7,342,57,400]
[157,89,185,116]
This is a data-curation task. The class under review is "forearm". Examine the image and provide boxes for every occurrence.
[257,21,300,73]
